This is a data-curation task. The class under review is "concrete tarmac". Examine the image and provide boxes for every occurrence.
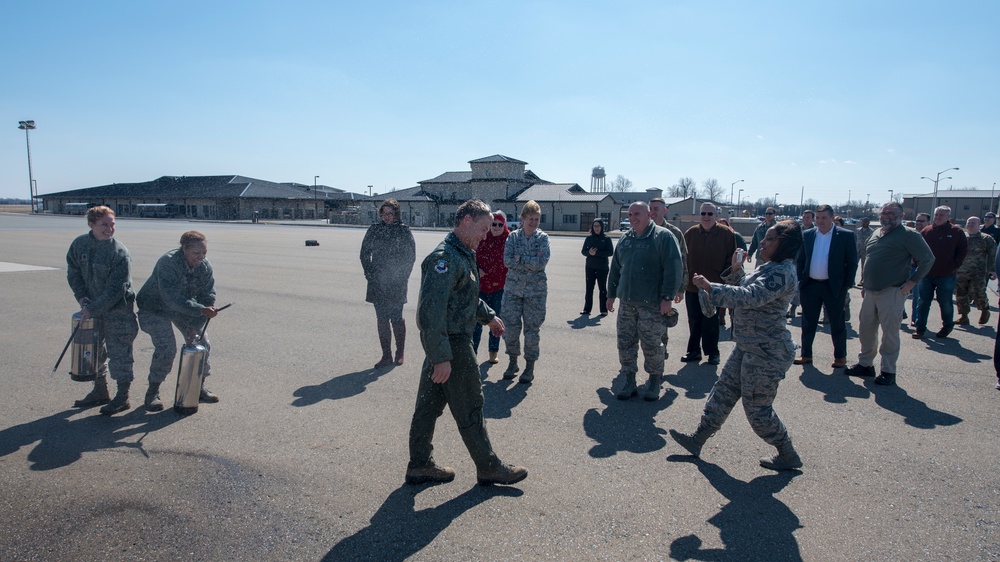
[0,213,997,561]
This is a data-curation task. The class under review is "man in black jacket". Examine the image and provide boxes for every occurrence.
[794,205,858,369]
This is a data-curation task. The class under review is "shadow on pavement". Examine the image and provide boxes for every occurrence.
[0,407,183,470]
[481,361,528,419]
[921,335,993,364]
[291,368,389,406]
[797,365,871,404]
[584,385,675,458]
[322,484,523,561]
[665,363,719,401]
[565,314,605,330]
[666,455,803,561]
[869,383,963,429]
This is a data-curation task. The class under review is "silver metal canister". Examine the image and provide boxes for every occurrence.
[69,312,101,382]
[174,341,208,415]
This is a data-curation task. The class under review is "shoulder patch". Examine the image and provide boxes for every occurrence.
[434,259,448,273]
[765,269,788,292]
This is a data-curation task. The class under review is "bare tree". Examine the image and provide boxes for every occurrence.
[702,178,724,202]
[609,175,633,192]
[667,177,697,198]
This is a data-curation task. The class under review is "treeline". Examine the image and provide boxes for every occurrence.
[0,198,31,204]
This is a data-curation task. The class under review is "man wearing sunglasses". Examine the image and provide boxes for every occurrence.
[747,207,777,263]
[682,202,738,365]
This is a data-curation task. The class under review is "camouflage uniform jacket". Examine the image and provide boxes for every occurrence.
[657,219,689,298]
[503,228,550,298]
[417,232,495,365]
[66,232,136,316]
[854,226,874,254]
[707,259,797,347]
[957,232,996,281]
[137,248,216,327]
[608,224,683,307]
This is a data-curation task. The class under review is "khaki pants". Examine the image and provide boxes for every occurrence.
[857,286,906,374]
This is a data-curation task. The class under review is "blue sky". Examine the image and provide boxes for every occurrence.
[2,1,997,207]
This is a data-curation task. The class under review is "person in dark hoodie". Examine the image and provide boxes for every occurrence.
[580,218,614,316]
[360,198,417,368]
[473,211,509,363]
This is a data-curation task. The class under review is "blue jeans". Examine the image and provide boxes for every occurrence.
[915,275,957,331]
[472,289,504,354]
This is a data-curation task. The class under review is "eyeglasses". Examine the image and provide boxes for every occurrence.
[700,212,714,216]
[491,222,503,227]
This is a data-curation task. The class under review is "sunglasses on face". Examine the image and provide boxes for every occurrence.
[491,222,503,227]
[701,212,715,216]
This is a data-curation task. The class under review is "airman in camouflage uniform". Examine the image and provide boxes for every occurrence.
[607,202,683,402]
[406,199,527,487]
[136,231,220,411]
[671,220,806,471]
[66,206,139,416]
[956,217,997,325]
[500,200,550,384]
[649,197,688,353]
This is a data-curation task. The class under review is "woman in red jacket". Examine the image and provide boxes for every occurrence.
[473,211,509,363]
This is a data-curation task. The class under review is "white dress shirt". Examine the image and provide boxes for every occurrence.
[809,227,834,280]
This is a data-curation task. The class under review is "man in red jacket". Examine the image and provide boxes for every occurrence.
[914,205,968,339]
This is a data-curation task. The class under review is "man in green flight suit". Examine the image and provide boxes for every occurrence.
[406,199,528,487]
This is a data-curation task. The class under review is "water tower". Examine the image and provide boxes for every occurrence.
[591,166,606,192]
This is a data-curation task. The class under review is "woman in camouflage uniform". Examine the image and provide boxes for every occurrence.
[671,220,805,471]
[500,200,550,384]
[66,206,139,415]
[136,231,220,411]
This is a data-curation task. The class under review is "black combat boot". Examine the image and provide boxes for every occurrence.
[615,373,637,400]
[643,374,662,401]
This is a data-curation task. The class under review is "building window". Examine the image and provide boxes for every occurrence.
[963,204,970,210]
[540,214,547,224]
[563,214,577,224]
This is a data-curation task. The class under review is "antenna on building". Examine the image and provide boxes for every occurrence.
[591,166,606,192]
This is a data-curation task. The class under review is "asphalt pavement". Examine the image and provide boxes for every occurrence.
[0,213,997,561]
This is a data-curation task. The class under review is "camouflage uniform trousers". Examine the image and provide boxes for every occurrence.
[617,303,667,378]
[955,274,989,315]
[408,334,501,471]
[93,307,139,383]
[501,292,547,361]
[697,342,795,447]
[138,310,211,384]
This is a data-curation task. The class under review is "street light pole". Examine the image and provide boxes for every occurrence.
[774,192,778,207]
[367,185,373,197]
[730,179,744,206]
[313,175,319,200]
[888,189,894,204]
[993,182,997,215]
[737,188,744,215]
[18,120,36,212]
[922,167,959,211]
